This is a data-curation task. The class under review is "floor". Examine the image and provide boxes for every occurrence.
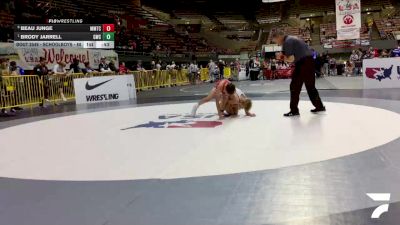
[1,77,400,225]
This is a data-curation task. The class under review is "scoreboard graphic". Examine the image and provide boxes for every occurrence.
[14,23,115,49]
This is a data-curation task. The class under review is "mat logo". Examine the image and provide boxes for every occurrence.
[121,114,222,130]
[365,65,395,82]
[366,193,391,219]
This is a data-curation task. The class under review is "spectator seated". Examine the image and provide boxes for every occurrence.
[267,26,311,44]
[320,23,370,44]
[375,18,400,40]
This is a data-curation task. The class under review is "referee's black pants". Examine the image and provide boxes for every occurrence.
[290,56,324,113]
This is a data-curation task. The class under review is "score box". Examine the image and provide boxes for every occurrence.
[102,24,115,32]
[95,41,114,49]
[102,32,115,41]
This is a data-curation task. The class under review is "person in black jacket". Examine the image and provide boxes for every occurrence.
[108,60,117,72]
[33,57,49,78]
[69,59,82,73]
[33,57,50,107]
[0,58,8,114]
[218,60,225,80]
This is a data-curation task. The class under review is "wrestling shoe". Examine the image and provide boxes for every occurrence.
[310,106,326,113]
[283,111,300,117]
[190,103,199,117]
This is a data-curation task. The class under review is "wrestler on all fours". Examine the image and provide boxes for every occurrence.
[223,88,255,117]
[191,79,235,119]
[190,79,255,119]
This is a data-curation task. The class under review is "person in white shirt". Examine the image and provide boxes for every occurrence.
[156,61,162,70]
[53,61,66,74]
[249,57,261,81]
[329,57,337,76]
[349,50,360,76]
[170,61,176,70]
[188,61,199,85]
[52,61,67,102]
[208,60,216,82]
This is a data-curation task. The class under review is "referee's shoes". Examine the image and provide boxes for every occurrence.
[284,107,326,117]
[311,106,326,113]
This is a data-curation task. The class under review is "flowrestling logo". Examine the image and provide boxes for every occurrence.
[121,113,222,130]
[365,65,400,82]
[366,193,391,219]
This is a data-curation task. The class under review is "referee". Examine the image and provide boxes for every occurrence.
[272,31,325,117]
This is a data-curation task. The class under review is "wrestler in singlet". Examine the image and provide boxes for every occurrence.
[191,79,236,118]
[215,79,231,95]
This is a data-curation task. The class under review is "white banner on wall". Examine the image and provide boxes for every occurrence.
[335,0,361,40]
[73,75,135,104]
[363,58,400,89]
[263,45,282,53]
[218,55,241,59]
[337,28,360,40]
[0,43,118,70]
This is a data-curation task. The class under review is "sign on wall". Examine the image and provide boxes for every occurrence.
[263,45,282,53]
[363,58,400,89]
[0,43,118,70]
[335,0,361,40]
[73,75,135,104]
[323,39,370,49]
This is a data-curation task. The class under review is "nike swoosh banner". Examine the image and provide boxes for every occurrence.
[73,75,136,104]
[336,0,361,40]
